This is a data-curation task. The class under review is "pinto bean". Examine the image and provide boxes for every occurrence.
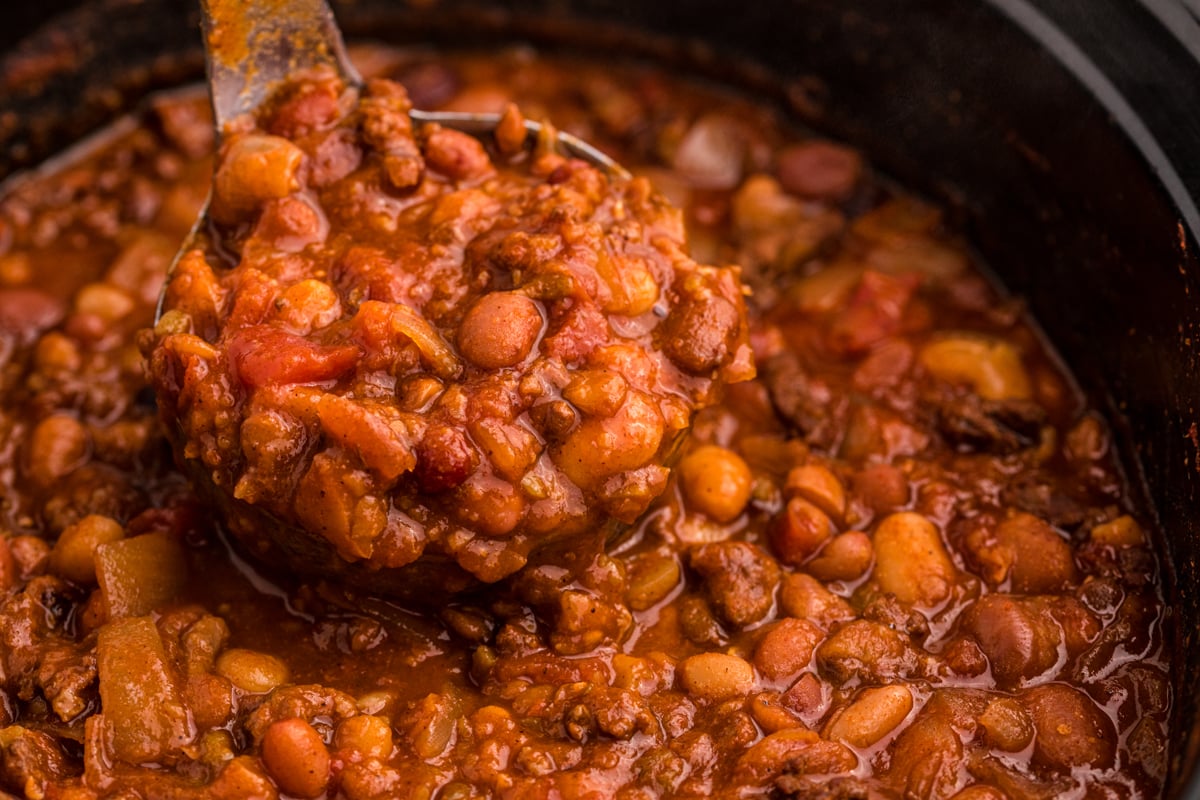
[783,463,846,524]
[261,718,331,799]
[753,618,823,682]
[458,292,543,369]
[823,684,914,748]
[978,696,1033,752]
[215,649,291,694]
[807,531,873,582]
[27,414,90,487]
[990,512,1077,593]
[334,714,393,759]
[680,653,756,701]
[851,463,910,514]
[958,595,1062,689]
[871,512,957,606]
[1090,514,1144,547]
[779,573,855,629]
[212,134,305,223]
[1022,684,1116,771]
[554,391,664,490]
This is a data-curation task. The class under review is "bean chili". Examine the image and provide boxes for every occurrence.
[0,46,1171,800]
[148,70,753,593]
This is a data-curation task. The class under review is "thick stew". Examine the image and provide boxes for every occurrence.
[148,70,751,596]
[0,46,1170,799]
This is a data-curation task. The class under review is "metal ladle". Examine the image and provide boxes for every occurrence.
[154,0,629,321]
[199,0,628,177]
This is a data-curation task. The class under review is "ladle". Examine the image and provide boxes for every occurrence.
[155,0,629,321]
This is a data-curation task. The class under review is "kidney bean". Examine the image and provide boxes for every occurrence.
[753,618,822,682]
[770,497,834,566]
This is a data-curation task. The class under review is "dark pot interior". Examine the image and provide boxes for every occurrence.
[2,0,1199,795]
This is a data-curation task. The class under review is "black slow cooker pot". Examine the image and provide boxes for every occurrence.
[2,0,1199,795]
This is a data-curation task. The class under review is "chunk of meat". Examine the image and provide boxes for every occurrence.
[689,541,780,627]
[927,386,1045,453]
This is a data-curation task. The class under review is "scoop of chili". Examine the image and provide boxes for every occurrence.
[147,73,754,590]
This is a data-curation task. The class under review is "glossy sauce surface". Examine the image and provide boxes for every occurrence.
[0,46,1170,799]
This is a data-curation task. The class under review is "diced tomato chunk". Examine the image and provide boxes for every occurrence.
[228,325,360,388]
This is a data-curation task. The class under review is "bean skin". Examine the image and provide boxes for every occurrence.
[677,445,753,523]
[680,653,756,701]
[457,292,543,369]
[261,718,331,799]
[215,649,290,694]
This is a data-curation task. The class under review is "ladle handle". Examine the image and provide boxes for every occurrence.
[200,0,362,131]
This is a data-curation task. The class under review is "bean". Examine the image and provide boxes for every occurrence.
[824,684,913,748]
[991,512,1076,593]
[978,696,1033,752]
[261,718,330,799]
[680,653,756,701]
[787,262,862,314]
[776,140,864,202]
[212,134,305,223]
[770,497,833,566]
[555,391,664,490]
[677,445,753,523]
[948,787,1007,800]
[731,174,802,234]
[918,334,1032,401]
[27,414,90,487]
[424,127,493,181]
[807,531,873,583]
[1022,684,1116,771]
[10,536,50,578]
[851,463,909,514]
[871,512,956,606]
[494,103,527,156]
[753,618,822,682]
[215,648,290,694]
[74,283,134,323]
[271,279,342,334]
[603,257,660,317]
[50,514,125,584]
[408,692,460,759]
[563,370,628,418]
[783,464,846,524]
[334,715,393,759]
[457,292,543,369]
[625,551,681,611]
[34,332,82,372]
[779,573,854,629]
[1090,514,1144,547]
[748,692,803,733]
